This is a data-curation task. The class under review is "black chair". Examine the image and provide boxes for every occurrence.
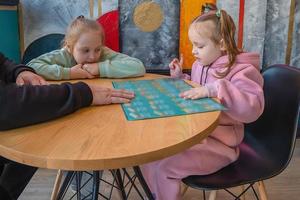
[22,33,65,64]
[182,64,300,200]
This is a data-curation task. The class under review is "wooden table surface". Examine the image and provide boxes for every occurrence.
[0,74,220,171]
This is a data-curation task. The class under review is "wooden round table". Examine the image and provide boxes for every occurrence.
[0,74,220,171]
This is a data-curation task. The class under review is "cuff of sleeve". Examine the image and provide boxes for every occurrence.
[205,82,218,97]
[181,73,191,80]
[99,61,109,77]
[62,68,71,80]
[72,82,93,107]
[13,65,35,80]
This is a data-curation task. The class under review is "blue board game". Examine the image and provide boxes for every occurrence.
[113,78,225,121]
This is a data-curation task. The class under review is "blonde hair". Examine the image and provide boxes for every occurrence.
[190,3,241,78]
[62,16,105,51]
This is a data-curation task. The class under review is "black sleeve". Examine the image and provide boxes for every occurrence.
[0,52,35,83]
[0,82,93,130]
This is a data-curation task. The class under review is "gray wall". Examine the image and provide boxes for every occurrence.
[119,0,179,70]
[21,0,300,69]
[218,0,299,68]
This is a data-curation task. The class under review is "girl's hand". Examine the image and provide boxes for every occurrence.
[169,54,183,78]
[179,86,209,100]
[16,71,48,86]
[70,64,95,79]
[87,84,135,105]
[82,63,99,76]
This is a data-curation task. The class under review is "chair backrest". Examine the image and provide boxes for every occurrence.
[22,33,65,64]
[244,64,300,169]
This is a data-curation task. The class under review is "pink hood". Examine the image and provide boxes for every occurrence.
[211,52,260,70]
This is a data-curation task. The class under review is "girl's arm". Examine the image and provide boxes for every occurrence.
[169,55,191,80]
[98,47,145,78]
[27,49,75,80]
[205,65,264,123]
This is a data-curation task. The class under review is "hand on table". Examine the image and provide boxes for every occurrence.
[16,71,48,86]
[179,85,209,100]
[87,83,135,105]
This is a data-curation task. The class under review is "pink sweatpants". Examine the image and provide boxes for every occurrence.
[140,138,239,200]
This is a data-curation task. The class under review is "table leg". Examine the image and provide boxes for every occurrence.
[76,172,82,200]
[133,166,154,200]
[92,171,100,200]
[56,171,75,200]
[114,169,127,200]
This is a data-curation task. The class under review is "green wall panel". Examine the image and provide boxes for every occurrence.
[0,9,20,63]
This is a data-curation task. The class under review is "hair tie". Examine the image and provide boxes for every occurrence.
[77,15,85,19]
[216,10,221,18]
[202,3,214,14]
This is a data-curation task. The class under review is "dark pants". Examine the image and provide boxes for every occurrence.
[0,157,37,200]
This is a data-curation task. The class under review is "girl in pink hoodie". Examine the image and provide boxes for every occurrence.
[141,4,264,200]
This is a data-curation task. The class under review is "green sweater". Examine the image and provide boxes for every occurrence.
[27,47,145,80]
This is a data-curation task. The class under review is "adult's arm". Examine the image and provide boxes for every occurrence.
[0,52,35,83]
[0,82,93,130]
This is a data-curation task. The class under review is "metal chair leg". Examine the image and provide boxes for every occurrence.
[50,170,63,200]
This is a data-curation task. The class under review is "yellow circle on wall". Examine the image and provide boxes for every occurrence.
[133,1,164,32]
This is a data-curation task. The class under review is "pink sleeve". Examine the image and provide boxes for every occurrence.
[180,73,191,80]
[205,66,264,123]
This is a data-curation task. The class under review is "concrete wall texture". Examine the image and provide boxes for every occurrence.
[22,0,299,69]
[218,0,299,68]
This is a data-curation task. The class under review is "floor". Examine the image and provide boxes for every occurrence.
[19,140,300,200]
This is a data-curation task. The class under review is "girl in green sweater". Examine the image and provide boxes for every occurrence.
[27,16,145,80]
[28,16,144,199]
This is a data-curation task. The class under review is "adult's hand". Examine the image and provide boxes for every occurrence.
[16,71,48,86]
[87,84,135,105]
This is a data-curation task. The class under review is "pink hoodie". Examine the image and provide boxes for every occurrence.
[190,52,264,159]
[140,53,265,200]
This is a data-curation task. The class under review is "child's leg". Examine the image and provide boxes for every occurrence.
[141,139,237,200]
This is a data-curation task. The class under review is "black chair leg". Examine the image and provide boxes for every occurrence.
[203,190,206,200]
[251,185,260,200]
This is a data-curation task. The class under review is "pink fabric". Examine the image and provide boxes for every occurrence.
[141,52,264,200]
